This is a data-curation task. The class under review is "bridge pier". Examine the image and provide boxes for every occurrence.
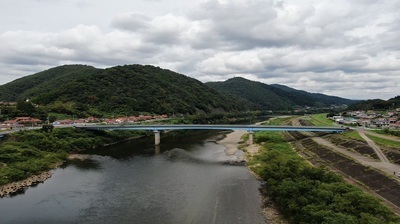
[155,145,160,155]
[248,131,254,145]
[154,131,160,146]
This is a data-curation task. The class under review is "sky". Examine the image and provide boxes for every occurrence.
[0,0,399,100]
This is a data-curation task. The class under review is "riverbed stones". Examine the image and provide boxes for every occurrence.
[0,172,52,198]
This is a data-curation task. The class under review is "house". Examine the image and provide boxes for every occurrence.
[116,117,128,123]
[14,117,42,125]
[128,116,138,122]
[389,122,400,129]
[371,118,390,127]
[1,119,23,129]
[53,119,73,125]
[87,117,100,123]
[332,116,344,122]
[74,119,87,124]
[388,117,398,124]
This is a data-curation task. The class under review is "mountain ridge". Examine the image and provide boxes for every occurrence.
[206,77,356,111]
[0,65,357,116]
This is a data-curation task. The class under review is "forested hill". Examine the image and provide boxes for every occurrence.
[0,65,99,101]
[206,77,356,110]
[346,96,400,111]
[0,65,255,115]
[0,64,357,116]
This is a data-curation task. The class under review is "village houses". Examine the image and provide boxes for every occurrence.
[331,109,400,129]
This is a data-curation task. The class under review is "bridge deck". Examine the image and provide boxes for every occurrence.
[76,124,346,132]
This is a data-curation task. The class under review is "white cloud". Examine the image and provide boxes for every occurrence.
[0,0,399,100]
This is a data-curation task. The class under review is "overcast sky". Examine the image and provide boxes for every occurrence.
[1,0,399,100]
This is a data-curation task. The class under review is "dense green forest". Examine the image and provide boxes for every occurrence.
[248,117,400,223]
[346,96,400,111]
[206,77,356,110]
[0,65,255,117]
[0,64,356,119]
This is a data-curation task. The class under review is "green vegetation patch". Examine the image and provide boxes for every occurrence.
[366,134,400,149]
[265,116,294,125]
[248,130,399,223]
[310,113,335,126]
[373,129,400,138]
[0,128,146,186]
[342,130,365,142]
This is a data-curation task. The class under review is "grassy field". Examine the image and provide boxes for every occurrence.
[309,113,335,126]
[342,130,365,141]
[264,116,293,125]
[372,129,400,138]
[366,134,400,149]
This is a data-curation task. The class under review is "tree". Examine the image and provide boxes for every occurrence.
[16,99,36,116]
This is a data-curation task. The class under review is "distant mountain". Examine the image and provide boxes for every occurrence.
[206,77,356,110]
[0,65,254,116]
[346,96,400,111]
[270,84,357,106]
[0,65,357,116]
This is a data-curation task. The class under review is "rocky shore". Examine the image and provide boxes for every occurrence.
[0,172,52,198]
[0,135,144,198]
[0,154,96,198]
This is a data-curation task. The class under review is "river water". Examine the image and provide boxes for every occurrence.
[0,131,266,224]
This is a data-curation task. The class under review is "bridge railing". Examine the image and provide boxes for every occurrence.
[75,124,346,133]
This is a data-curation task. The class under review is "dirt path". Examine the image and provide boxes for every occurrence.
[358,131,391,163]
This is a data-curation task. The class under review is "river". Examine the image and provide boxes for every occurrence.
[0,131,266,224]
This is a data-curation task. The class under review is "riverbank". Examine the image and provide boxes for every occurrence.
[0,153,90,198]
[217,130,288,224]
[0,128,149,198]
[0,171,53,197]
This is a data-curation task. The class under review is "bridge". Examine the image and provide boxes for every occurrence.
[76,124,346,145]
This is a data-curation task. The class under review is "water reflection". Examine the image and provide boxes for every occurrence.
[0,130,265,224]
[63,158,102,170]
[155,145,160,155]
